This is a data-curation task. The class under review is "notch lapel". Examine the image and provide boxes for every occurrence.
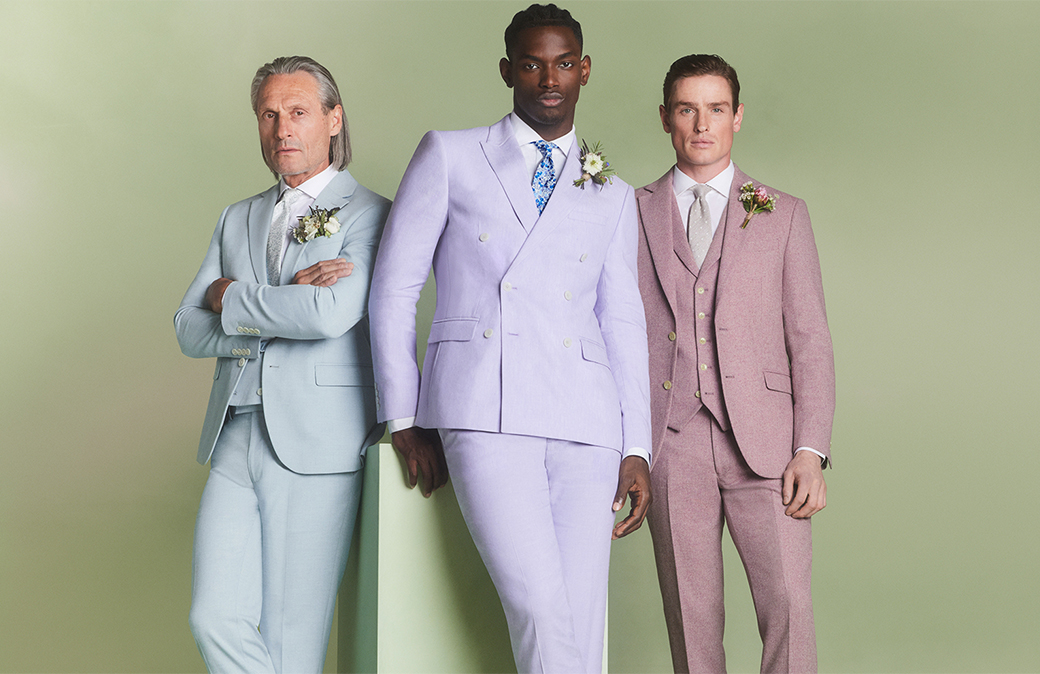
[278,169,359,285]
[716,166,753,311]
[248,185,279,284]
[638,171,690,317]
[481,116,539,232]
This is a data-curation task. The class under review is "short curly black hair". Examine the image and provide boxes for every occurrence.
[504,4,583,60]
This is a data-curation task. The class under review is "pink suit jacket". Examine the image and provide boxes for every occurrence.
[636,167,835,477]
[369,116,652,456]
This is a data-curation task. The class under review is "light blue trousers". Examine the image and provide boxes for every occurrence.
[189,408,363,674]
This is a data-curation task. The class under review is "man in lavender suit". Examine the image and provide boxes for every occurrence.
[368,4,652,673]
[636,55,835,673]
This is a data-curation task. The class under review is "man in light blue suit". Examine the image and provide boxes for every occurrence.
[369,5,652,672]
[174,56,389,674]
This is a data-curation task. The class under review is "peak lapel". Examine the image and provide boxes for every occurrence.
[248,185,280,284]
[481,117,539,232]
[521,138,587,247]
[279,170,359,285]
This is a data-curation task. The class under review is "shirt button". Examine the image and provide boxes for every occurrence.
[484,329,494,338]
[698,312,706,319]
[479,233,490,242]
[699,337,707,345]
[697,287,706,294]
[668,331,677,341]
[564,290,572,301]
[695,390,701,398]
[503,281,512,291]
[580,253,588,262]
[700,363,708,371]
[238,358,246,367]
[563,337,573,347]
[663,380,672,390]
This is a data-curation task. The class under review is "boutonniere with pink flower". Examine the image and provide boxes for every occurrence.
[292,206,342,243]
[573,140,618,189]
[738,181,778,229]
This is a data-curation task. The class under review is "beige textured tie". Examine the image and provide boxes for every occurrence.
[266,188,304,286]
[687,183,712,268]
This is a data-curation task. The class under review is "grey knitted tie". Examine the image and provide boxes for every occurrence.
[687,184,712,268]
[266,188,304,286]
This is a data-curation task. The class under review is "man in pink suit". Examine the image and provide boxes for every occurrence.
[368,4,652,673]
[636,54,835,673]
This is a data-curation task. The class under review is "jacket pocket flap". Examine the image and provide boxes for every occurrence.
[428,317,479,343]
[580,338,609,366]
[315,364,375,387]
[763,370,792,394]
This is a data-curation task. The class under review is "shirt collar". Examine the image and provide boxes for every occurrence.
[671,161,735,199]
[509,112,576,156]
[278,164,339,202]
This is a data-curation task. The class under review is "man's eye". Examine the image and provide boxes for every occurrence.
[524,63,539,70]
[560,61,573,68]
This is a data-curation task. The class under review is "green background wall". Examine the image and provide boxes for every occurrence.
[2,1,1038,672]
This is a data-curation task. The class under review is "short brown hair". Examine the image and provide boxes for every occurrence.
[663,54,740,109]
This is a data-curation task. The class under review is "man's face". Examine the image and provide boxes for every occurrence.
[660,75,743,183]
[256,71,342,188]
[500,25,590,140]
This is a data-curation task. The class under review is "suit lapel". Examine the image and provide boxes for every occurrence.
[248,185,280,284]
[716,165,753,311]
[638,171,689,316]
[278,169,359,284]
[481,116,539,232]
[517,137,588,253]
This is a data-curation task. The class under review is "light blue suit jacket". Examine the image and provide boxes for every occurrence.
[175,169,390,474]
[369,117,651,456]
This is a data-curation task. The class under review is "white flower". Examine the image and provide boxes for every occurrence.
[324,216,341,235]
[583,153,605,176]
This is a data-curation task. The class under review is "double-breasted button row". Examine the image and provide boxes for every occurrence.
[236,326,260,336]
[483,329,494,338]
[231,347,251,357]
[479,233,490,242]
[563,338,573,348]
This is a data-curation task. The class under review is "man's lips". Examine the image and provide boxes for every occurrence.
[538,93,564,107]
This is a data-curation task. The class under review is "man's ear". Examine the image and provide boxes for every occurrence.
[579,55,591,86]
[660,104,671,134]
[500,57,514,88]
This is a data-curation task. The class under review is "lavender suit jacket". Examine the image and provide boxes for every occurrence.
[636,167,834,477]
[369,116,652,456]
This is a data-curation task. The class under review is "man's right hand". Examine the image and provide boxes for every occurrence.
[390,426,448,497]
[292,258,354,287]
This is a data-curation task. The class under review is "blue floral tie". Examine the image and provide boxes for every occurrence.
[532,140,559,214]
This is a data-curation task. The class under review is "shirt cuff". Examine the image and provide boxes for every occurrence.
[387,417,416,434]
[623,446,651,467]
[795,446,827,466]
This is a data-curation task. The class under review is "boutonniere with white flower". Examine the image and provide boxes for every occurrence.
[738,181,778,229]
[573,140,618,189]
[292,206,342,243]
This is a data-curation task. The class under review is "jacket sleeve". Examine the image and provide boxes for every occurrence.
[218,195,389,341]
[368,131,451,422]
[782,198,836,461]
[173,205,261,360]
[594,185,654,462]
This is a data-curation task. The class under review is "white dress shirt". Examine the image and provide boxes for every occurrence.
[273,164,340,268]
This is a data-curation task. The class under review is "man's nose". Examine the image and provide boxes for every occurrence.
[275,115,292,139]
[540,67,558,88]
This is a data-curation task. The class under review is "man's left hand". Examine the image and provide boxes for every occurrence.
[781,451,827,518]
[612,456,652,539]
[205,278,233,313]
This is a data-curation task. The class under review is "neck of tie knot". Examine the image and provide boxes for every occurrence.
[532,141,560,215]
[692,183,711,200]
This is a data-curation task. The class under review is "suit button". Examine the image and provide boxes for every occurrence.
[253,328,260,335]
[700,363,708,371]
[479,233,490,242]
[257,388,263,396]
[484,329,493,338]
[695,390,701,398]
[503,281,512,291]
[698,312,706,319]
[564,290,572,301]
[238,358,246,367]
[580,253,588,262]
[668,331,676,341]
[662,380,672,390]
[244,348,251,355]
[699,337,707,345]
[563,337,573,348]
[237,327,245,333]
[697,287,706,294]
